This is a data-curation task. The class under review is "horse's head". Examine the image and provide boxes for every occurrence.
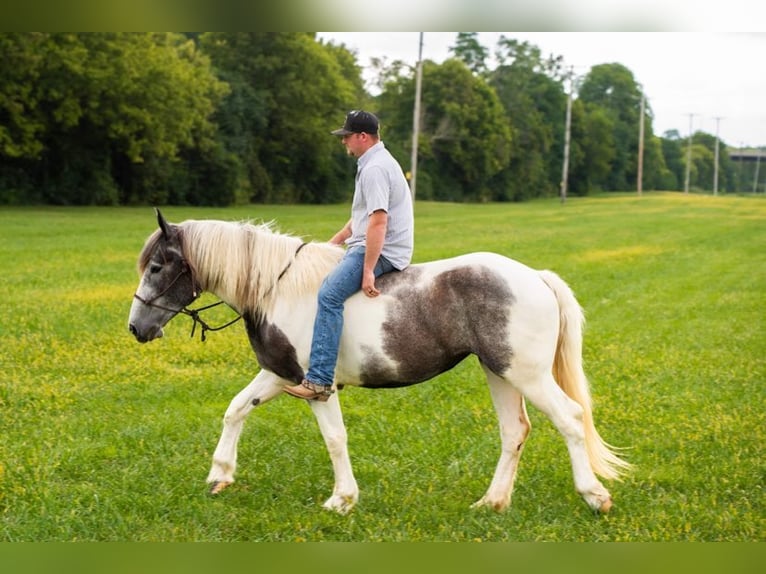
[128,209,200,343]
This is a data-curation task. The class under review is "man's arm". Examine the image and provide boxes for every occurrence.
[362,209,387,297]
[329,218,352,245]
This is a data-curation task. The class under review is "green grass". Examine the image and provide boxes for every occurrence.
[0,193,763,541]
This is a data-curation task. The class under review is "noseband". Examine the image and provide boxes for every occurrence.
[132,260,242,342]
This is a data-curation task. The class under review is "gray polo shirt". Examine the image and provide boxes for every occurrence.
[346,141,414,270]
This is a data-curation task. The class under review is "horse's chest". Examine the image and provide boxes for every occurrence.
[244,316,303,384]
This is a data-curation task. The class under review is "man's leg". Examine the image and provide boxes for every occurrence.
[306,247,367,386]
[285,247,394,401]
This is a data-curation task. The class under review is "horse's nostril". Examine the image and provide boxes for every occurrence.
[129,323,138,336]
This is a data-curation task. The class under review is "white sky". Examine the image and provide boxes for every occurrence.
[317,32,766,148]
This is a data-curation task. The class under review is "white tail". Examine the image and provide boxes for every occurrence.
[538,270,632,480]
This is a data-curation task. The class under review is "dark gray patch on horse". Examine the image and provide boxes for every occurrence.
[244,314,304,385]
[359,265,515,388]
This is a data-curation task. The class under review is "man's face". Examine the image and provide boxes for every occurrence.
[341,132,370,158]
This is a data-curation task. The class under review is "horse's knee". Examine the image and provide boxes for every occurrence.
[323,431,348,456]
[222,392,263,426]
[222,406,246,427]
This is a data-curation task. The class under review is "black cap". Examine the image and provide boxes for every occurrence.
[331,110,379,136]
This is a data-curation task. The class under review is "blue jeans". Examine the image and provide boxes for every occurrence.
[306,246,395,386]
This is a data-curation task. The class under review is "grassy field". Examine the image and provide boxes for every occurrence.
[0,193,763,542]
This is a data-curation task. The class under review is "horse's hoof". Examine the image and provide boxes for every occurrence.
[599,497,613,514]
[209,481,232,495]
[471,497,509,512]
[322,493,357,515]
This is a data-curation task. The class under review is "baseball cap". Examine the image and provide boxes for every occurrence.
[331,110,379,136]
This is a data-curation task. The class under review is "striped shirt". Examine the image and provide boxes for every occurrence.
[346,141,414,270]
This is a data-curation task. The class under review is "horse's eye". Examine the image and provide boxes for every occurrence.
[150,263,162,274]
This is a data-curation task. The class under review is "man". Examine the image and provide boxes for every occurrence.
[284,110,414,401]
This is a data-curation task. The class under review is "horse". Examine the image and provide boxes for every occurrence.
[128,209,630,515]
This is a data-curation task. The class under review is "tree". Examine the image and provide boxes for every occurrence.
[683,130,734,192]
[201,33,363,204]
[578,63,646,191]
[488,37,567,200]
[0,33,229,205]
[568,101,616,193]
[494,36,566,81]
[449,32,489,76]
[644,134,675,191]
[660,131,684,190]
[377,58,511,201]
[0,33,46,160]
[420,59,512,201]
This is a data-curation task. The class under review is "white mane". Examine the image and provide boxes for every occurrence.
[179,219,343,313]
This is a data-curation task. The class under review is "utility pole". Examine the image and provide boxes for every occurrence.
[754,150,762,194]
[684,113,696,193]
[410,32,423,200]
[560,66,573,203]
[637,93,645,195]
[713,117,722,196]
[739,142,745,192]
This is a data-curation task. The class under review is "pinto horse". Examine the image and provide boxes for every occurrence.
[128,210,630,514]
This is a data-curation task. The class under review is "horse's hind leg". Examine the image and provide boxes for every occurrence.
[206,370,284,494]
[472,365,531,512]
[518,372,612,513]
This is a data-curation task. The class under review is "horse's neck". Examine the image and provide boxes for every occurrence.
[270,241,344,304]
[183,220,342,314]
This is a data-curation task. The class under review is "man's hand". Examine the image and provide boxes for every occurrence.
[362,268,379,297]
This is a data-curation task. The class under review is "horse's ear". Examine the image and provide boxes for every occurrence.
[155,208,171,239]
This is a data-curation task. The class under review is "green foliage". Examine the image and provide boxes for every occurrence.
[569,101,617,193]
[408,59,512,201]
[378,59,512,201]
[201,33,362,204]
[488,45,566,200]
[578,63,644,191]
[0,33,47,159]
[494,36,567,80]
[0,195,763,541]
[660,134,684,190]
[449,32,489,76]
[0,33,229,205]
[0,33,753,206]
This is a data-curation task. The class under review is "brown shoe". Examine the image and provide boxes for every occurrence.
[283,379,335,402]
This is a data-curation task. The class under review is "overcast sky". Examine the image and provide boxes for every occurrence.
[317,32,766,148]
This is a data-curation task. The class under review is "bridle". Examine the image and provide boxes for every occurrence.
[132,241,307,342]
[132,258,242,342]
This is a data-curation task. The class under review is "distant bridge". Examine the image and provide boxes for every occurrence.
[729,150,765,163]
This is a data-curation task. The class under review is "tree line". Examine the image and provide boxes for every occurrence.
[0,32,748,206]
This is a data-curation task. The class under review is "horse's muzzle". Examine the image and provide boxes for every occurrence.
[129,322,164,343]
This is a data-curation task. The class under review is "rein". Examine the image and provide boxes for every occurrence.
[133,241,307,342]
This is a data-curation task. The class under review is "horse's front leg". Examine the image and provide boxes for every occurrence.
[309,395,359,514]
[207,370,284,494]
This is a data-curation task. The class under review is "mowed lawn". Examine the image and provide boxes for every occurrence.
[0,193,763,541]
